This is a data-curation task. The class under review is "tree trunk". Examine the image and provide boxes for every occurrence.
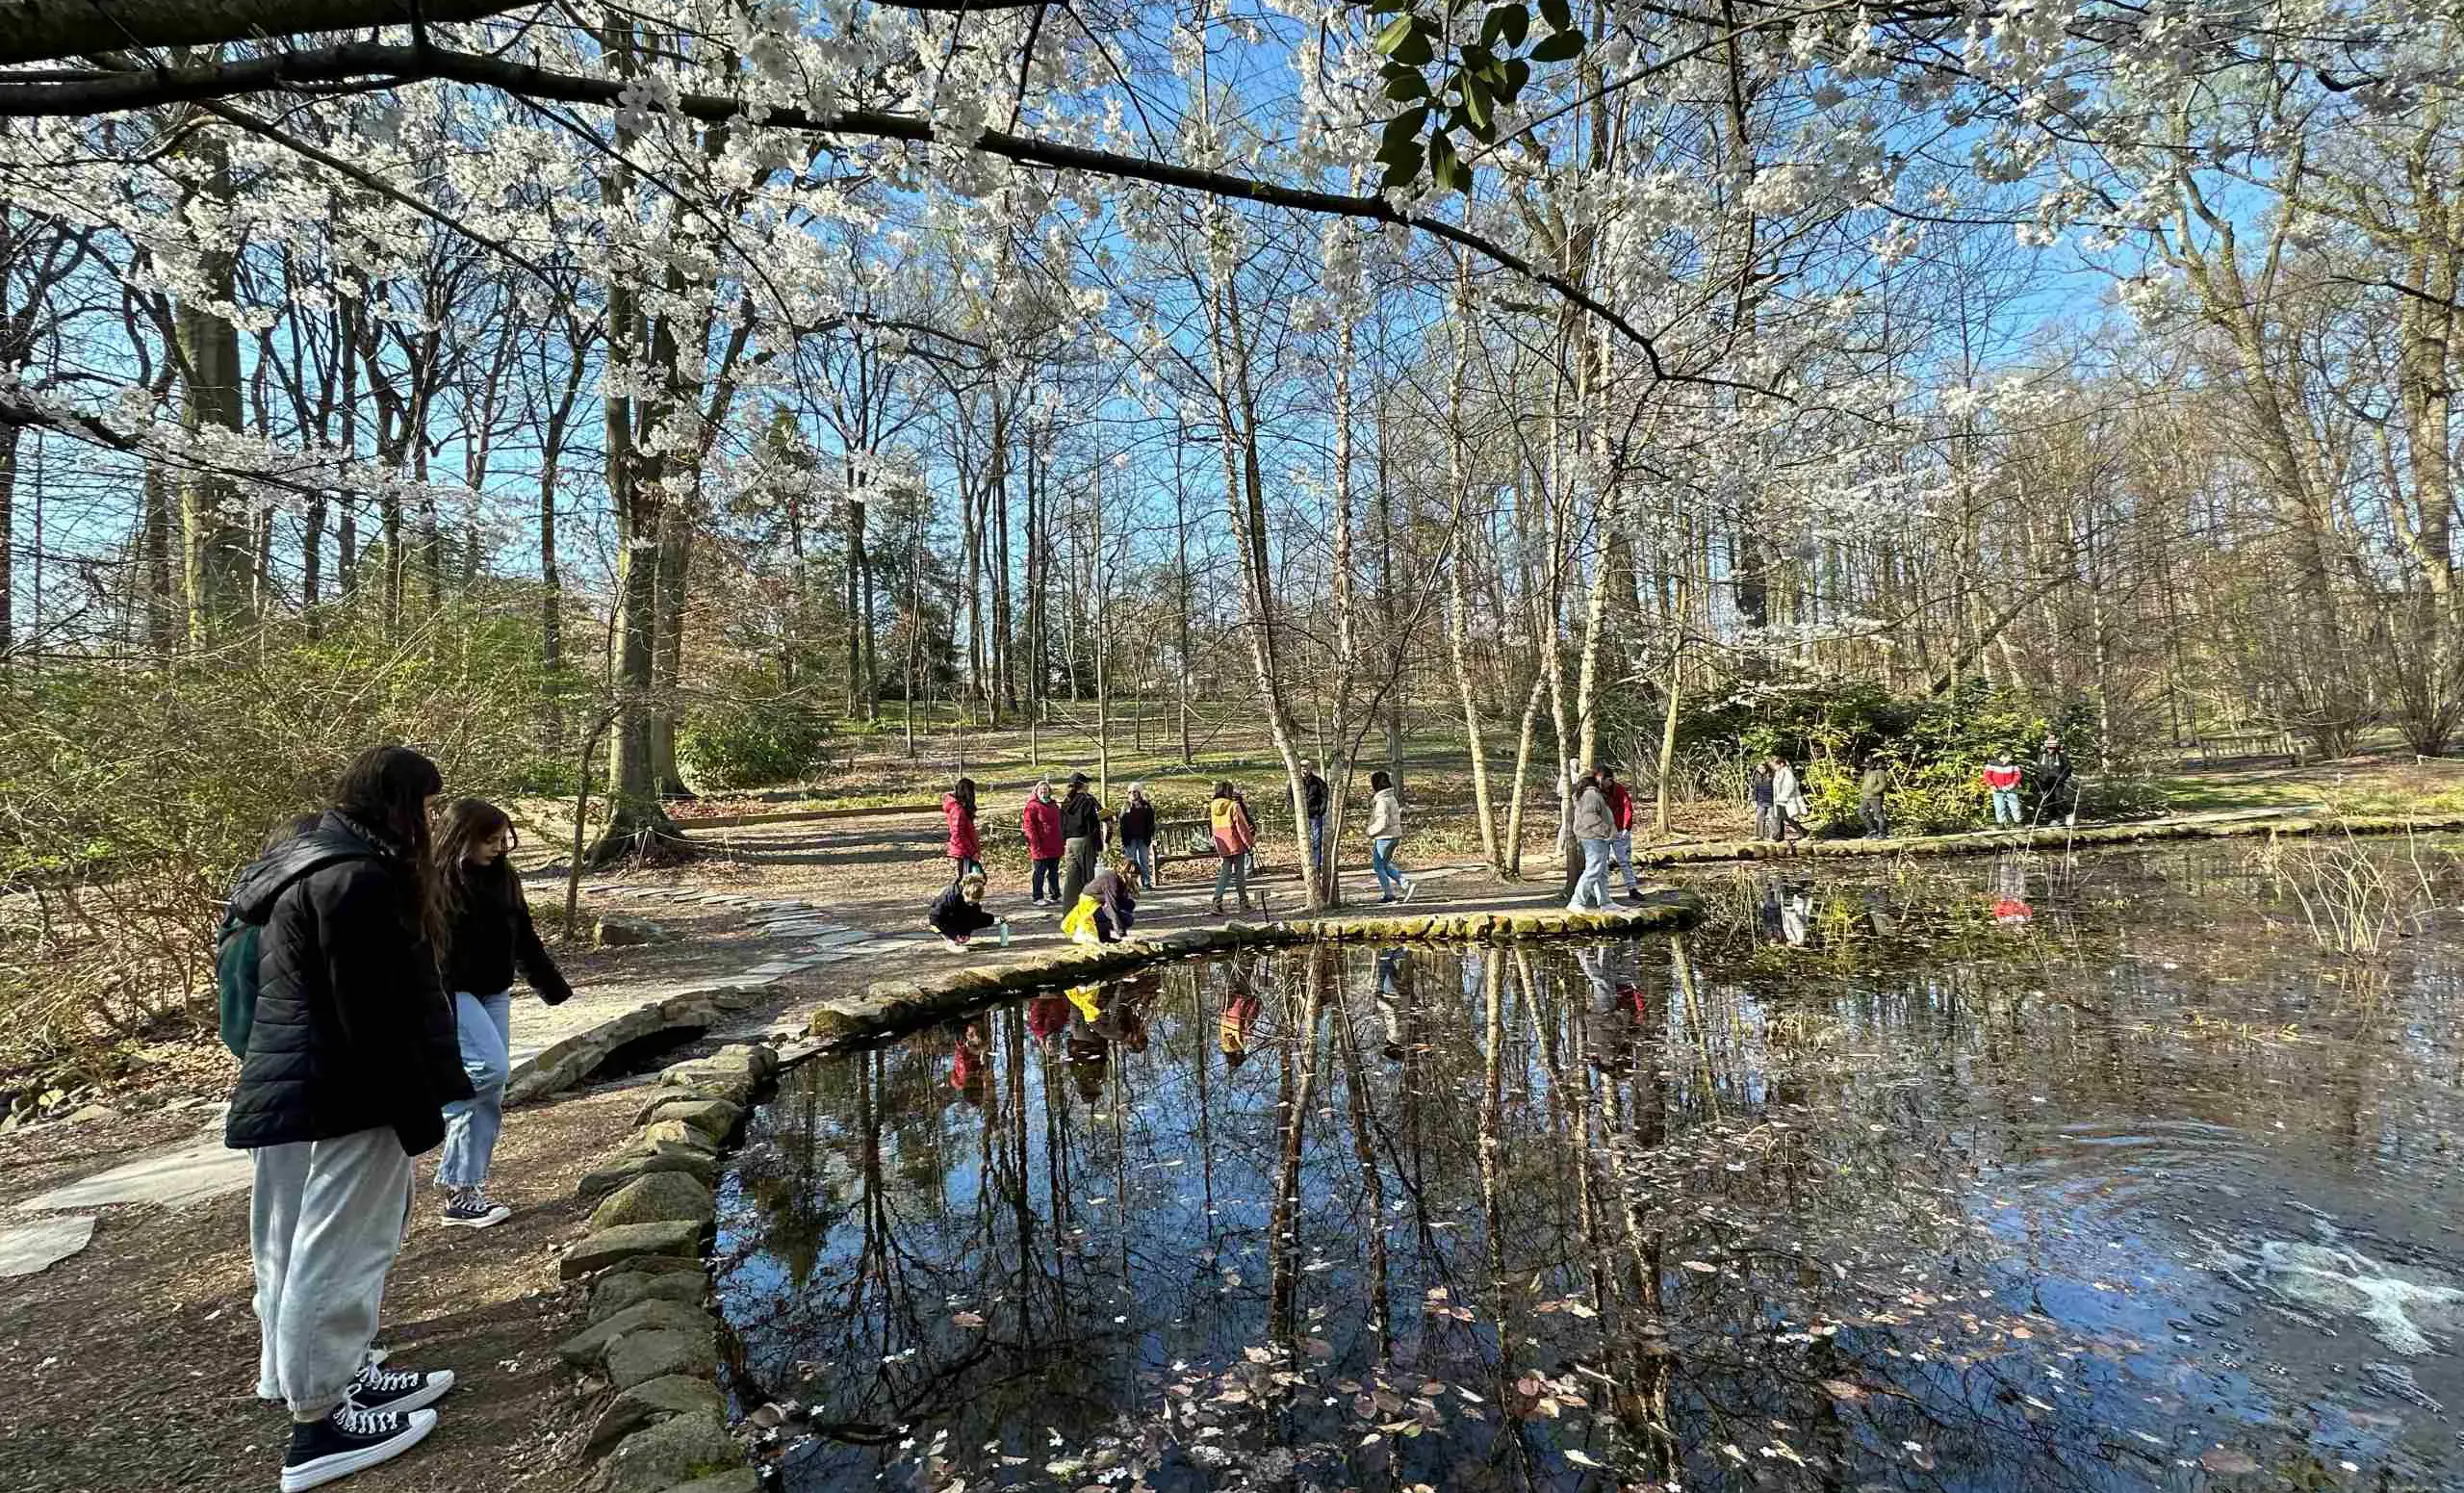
[175,133,251,643]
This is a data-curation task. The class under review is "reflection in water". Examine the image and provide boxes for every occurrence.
[718,843,2464,1491]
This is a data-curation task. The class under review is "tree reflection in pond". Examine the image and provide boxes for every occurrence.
[718,844,2464,1491]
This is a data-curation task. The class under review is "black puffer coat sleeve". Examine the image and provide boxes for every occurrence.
[510,883,573,1006]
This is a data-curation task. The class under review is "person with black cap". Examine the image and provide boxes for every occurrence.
[1057,771,1103,912]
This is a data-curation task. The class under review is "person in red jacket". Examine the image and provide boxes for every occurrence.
[1022,780,1064,905]
[942,777,982,883]
[1983,752,2023,827]
[1599,766,1641,901]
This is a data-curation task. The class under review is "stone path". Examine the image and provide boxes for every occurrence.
[1,1114,250,1282]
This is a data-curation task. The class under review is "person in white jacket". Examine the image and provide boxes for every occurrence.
[1770,756,1810,841]
[1363,770,1416,903]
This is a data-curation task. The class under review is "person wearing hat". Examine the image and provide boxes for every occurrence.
[1056,771,1104,912]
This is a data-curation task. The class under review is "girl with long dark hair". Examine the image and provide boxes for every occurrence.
[943,777,983,882]
[224,745,469,1490]
[430,798,572,1228]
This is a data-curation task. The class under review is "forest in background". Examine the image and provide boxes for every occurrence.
[0,0,2457,1063]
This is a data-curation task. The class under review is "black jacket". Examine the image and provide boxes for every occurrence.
[1059,788,1101,839]
[1117,800,1156,845]
[440,859,572,1005]
[224,812,475,1156]
[1301,774,1328,818]
[928,883,998,940]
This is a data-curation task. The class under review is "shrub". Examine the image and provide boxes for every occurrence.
[0,604,571,1073]
[679,681,831,789]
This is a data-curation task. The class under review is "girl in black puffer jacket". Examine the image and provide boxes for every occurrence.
[225,745,468,1491]
[430,798,571,1229]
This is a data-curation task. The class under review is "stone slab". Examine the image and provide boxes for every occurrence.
[0,1214,97,1277]
[561,1219,707,1280]
[13,1132,251,1213]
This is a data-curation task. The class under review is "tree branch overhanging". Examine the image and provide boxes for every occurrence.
[0,0,1054,66]
[0,39,1776,391]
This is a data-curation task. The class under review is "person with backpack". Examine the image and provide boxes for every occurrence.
[1209,781,1256,914]
[430,798,572,1230]
[222,746,468,1492]
[1022,781,1064,906]
[942,778,983,883]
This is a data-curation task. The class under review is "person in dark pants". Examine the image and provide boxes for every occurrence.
[1299,760,1329,885]
[431,798,572,1230]
[1858,759,1890,838]
[1209,781,1256,914]
[942,777,983,882]
[928,873,1001,949]
[225,745,469,1491]
[1057,772,1103,912]
[2034,736,2076,827]
[1022,781,1063,905]
[1749,761,1777,841]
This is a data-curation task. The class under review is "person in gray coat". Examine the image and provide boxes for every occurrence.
[1567,770,1617,912]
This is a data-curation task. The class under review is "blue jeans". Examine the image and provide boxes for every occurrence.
[1371,837,1405,897]
[1610,831,1635,891]
[1307,816,1325,876]
[1032,857,1060,900]
[1122,840,1154,886]
[1570,838,1613,910]
[438,990,511,1189]
[1213,853,1248,906]
[1990,788,2020,825]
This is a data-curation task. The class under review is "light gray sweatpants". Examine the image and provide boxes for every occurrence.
[249,1126,415,1417]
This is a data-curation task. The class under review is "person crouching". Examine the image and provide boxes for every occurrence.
[1063,858,1141,944]
[929,873,1002,950]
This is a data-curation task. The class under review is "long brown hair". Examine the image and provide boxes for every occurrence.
[330,744,444,944]
[433,797,519,942]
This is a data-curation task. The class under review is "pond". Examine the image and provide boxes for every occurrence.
[715,839,2464,1491]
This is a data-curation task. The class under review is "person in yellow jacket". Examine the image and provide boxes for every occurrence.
[1059,860,1140,944]
[1208,782,1255,914]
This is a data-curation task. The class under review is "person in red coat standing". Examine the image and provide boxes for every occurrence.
[1022,780,1065,905]
[942,777,983,883]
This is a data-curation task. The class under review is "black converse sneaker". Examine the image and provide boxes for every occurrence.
[280,1401,436,1491]
[347,1361,455,1414]
[440,1188,511,1229]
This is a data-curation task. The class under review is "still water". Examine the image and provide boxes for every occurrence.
[716,842,2464,1491]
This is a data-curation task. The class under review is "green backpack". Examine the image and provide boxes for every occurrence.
[216,850,372,1058]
